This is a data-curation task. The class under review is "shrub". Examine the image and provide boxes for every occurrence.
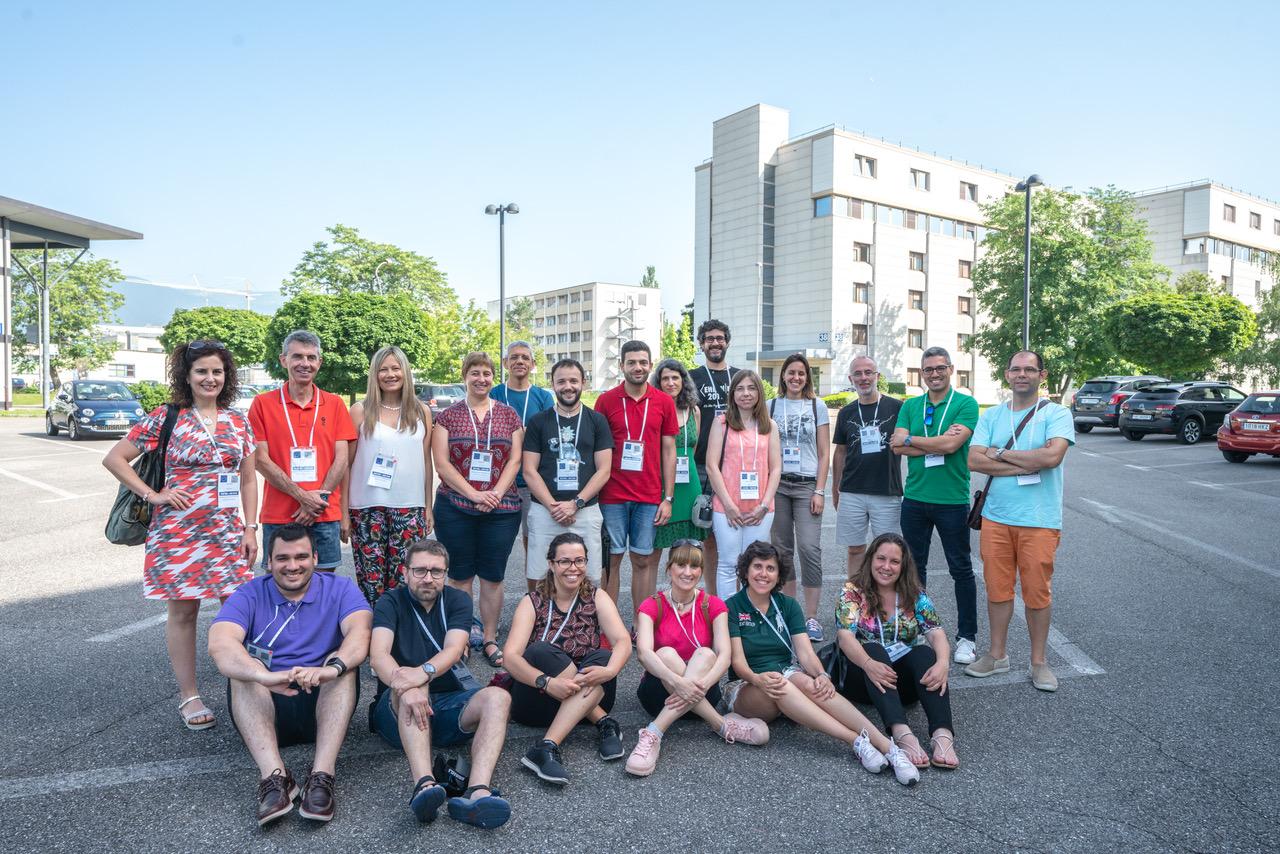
[822,392,853,408]
[130,382,170,412]
[886,381,907,395]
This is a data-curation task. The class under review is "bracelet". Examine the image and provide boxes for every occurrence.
[140,489,153,504]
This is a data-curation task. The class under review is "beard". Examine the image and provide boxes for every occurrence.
[556,388,581,408]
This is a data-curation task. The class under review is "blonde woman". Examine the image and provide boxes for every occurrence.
[342,346,435,605]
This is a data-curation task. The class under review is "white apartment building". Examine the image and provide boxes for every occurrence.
[1132,180,1278,309]
[694,104,1018,401]
[509,282,662,389]
[85,325,168,383]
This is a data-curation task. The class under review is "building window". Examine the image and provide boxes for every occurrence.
[569,312,579,322]
[535,317,543,328]
[960,181,977,202]
[559,314,568,324]
[854,242,871,263]
[108,363,135,378]
[957,333,972,352]
[582,310,592,321]
[910,169,931,191]
[1257,281,1264,302]
[558,294,568,305]
[535,298,544,308]
[855,154,877,178]
[908,329,924,349]
[570,332,580,342]
[957,370,972,389]
[958,259,972,279]
[958,295,973,315]
[558,333,568,344]
[814,196,833,217]
[853,283,869,304]
[1222,275,1231,288]
[639,294,648,306]
[909,252,925,272]
[546,316,556,327]
[907,368,922,387]
[1223,203,1236,223]
[850,324,869,345]
[1250,212,1262,229]
[570,292,581,303]
[1274,219,1280,236]
[908,290,924,311]
[848,198,866,219]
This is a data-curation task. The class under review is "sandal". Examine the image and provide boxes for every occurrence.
[410,775,447,824]
[178,695,215,731]
[892,731,930,769]
[481,640,504,669]
[930,732,960,769]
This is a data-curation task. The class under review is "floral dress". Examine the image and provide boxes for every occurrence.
[654,409,706,549]
[127,406,255,600]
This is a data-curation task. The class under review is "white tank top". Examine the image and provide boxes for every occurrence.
[348,416,428,510]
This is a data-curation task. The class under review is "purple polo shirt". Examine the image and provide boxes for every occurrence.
[213,572,370,671]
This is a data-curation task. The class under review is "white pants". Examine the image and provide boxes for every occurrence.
[712,510,776,596]
[525,501,604,581]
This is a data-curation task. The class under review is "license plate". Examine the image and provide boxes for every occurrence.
[107,418,128,425]
[1130,414,1153,421]
[1242,422,1271,432]
[1078,397,1100,404]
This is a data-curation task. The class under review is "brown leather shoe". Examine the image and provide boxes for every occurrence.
[256,768,298,826]
[298,770,337,822]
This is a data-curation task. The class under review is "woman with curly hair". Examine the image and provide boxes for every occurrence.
[103,340,257,732]
[650,358,705,553]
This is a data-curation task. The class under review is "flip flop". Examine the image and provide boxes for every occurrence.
[892,732,930,769]
[178,695,215,731]
[930,732,960,770]
[481,640,504,669]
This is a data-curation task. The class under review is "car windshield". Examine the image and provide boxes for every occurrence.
[1239,394,1280,414]
[1140,386,1183,396]
[75,381,136,401]
[1078,381,1118,394]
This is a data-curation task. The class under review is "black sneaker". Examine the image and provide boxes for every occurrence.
[521,741,569,785]
[596,716,625,761]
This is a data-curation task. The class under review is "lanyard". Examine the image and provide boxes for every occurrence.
[712,368,730,408]
[663,591,702,650]
[876,593,900,646]
[468,402,494,451]
[195,409,231,473]
[622,396,650,442]
[1007,401,1041,451]
[411,597,449,654]
[540,593,579,645]
[858,397,881,429]
[557,407,583,451]
[737,420,761,473]
[279,386,319,450]
[677,409,690,456]
[253,601,301,649]
[924,390,954,439]
[754,596,794,654]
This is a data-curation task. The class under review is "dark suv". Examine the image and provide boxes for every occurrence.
[415,383,465,416]
[1071,375,1167,432]
[1118,381,1247,444]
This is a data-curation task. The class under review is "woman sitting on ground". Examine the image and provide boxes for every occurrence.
[625,539,768,776]
[503,533,632,786]
[722,540,920,786]
[835,532,958,770]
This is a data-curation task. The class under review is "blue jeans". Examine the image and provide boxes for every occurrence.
[261,520,342,570]
[899,498,977,642]
[372,686,480,748]
[599,502,659,556]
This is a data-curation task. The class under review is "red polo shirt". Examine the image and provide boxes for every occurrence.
[594,383,678,505]
[248,385,356,524]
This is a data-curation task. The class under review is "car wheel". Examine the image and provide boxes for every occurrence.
[45,413,59,436]
[1222,450,1250,463]
[1074,423,1093,434]
[1122,430,1144,441]
[1177,418,1203,445]
[68,418,81,441]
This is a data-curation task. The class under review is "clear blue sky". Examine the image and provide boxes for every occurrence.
[6,1,1277,322]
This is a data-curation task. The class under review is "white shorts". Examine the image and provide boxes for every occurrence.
[525,501,603,582]
[836,492,902,547]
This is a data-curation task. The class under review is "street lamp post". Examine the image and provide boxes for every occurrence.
[484,203,519,383]
[372,258,397,293]
[1014,174,1043,350]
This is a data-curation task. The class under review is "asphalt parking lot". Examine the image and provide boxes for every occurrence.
[0,417,1277,853]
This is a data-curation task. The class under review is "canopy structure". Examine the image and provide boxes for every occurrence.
[1,196,143,409]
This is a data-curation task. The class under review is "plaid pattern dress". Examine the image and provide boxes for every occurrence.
[127,406,256,600]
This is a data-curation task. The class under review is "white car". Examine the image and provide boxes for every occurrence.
[230,389,258,415]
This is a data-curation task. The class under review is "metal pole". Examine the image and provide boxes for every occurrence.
[1022,185,1032,350]
[498,208,506,385]
[41,242,50,410]
[1,218,10,411]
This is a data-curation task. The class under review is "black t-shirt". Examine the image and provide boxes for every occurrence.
[832,395,904,497]
[690,364,739,465]
[372,585,472,696]
[522,405,614,505]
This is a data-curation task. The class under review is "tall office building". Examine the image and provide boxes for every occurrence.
[694,104,1018,400]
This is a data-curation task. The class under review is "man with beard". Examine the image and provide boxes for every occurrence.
[688,320,739,596]
[489,341,555,553]
[521,358,614,591]
[209,524,372,826]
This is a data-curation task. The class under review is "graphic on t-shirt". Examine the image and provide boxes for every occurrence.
[549,422,581,462]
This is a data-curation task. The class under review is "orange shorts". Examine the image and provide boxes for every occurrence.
[979,519,1061,609]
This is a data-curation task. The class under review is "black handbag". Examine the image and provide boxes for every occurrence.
[691,419,728,530]
[817,641,849,692]
[105,405,179,546]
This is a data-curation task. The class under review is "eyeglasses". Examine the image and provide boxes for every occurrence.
[701,336,727,344]
[672,539,703,550]
[920,365,951,375]
[1007,366,1043,375]
[553,557,589,570]
[408,566,447,580]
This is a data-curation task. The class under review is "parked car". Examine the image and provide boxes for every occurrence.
[1070,375,1167,432]
[1118,381,1247,444]
[11,377,27,391]
[1217,391,1280,463]
[45,380,145,441]
[415,382,465,415]
[230,387,258,416]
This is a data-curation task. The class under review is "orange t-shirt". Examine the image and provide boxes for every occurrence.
[248,386,356,524]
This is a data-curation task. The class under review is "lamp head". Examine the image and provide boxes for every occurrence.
[506,203,519,215]
[485,205,499,215]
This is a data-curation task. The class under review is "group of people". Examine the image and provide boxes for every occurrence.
[102,320,1074,829]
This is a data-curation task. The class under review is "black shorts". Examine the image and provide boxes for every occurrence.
[228,675,361,748]
[636,671,723,718]
[510,642,616,729]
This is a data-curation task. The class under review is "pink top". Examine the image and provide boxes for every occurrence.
[711,414,774,515]
[637,590,728,661]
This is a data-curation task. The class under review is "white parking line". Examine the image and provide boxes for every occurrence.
[0,451,82,463]
[1188,480,1224,490]
[39,490,110,504]
[1124,464,1150,471]
[0,465,80,499]
[23,436,108,455]
[87,613,168,643]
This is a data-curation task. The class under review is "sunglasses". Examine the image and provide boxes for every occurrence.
[672,539,704,550]
[185,340,228,363]
[925,403,935,427]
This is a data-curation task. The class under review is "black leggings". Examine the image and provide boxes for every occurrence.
[839,643,954,735]
[510,641,617,729]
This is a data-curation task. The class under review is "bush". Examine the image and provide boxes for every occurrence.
[886,381,907,395]
[761,378,777,400]
[130,382,170,412]
[877,375,889,394]
[822,392,853,409]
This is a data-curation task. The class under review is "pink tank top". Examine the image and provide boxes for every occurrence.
[712,413,773,514]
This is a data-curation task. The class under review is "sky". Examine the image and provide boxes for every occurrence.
[4,1,1277,324]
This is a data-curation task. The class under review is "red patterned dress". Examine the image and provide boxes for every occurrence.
[127,406,256,600]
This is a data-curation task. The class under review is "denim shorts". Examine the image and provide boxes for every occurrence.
[261,520,342,570]
[372,685,480,749]
[600,501,659,556]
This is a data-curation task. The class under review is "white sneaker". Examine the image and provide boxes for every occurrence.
[852,730,888,774]
[885,744,921,786]
[953,638,977,665]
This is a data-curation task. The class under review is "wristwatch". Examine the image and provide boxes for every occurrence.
[574,497,586,510]
[995,448,1007,460]
[664,495,674,502]
[421,662,437,682]
[324,656,347,677]
[903,435,913,447]
[246,523,260,531]
[535,673,549,691]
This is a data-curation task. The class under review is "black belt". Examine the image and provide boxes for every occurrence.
[780,474,817,484]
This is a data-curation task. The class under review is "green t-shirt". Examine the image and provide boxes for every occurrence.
[725,589,806,679]
[895,390,980,505]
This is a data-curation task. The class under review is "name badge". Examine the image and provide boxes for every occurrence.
[924,453,945,468]
[859,425,882,455]
[885,641,912,663]
[1017,472,1042,486]
[469,450,493,483]
[368,452,396,489]
[217,473,240,509]
[556,458,579,491]
[675,456,690,484]
[290,447,318,481]
[739,470,760,500]
[782,445,801,472]
[245,642,273,669]
[621,441,645,472]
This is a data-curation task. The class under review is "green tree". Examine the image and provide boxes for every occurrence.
[159,306,270,367]
[971,185,1168,395]
[640,265,659,289]
[265,293,435,397]
[1104,291,1257,379]
[1174,270,1227,295]
[500,295,547,382]
[281,224,452,309]
[661,302,697,366]
[11,252,124,384]
[1222,282,1280,388]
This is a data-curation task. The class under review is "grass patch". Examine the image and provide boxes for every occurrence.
[12,392,43,406]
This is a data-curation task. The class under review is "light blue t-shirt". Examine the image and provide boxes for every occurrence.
[490,383,555,487]
[971,400,1074,530]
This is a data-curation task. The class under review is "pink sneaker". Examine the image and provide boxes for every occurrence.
[720,713,770,746]
[625,729,662,777]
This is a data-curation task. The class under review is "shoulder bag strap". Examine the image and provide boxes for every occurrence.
[976,398,1051,492]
